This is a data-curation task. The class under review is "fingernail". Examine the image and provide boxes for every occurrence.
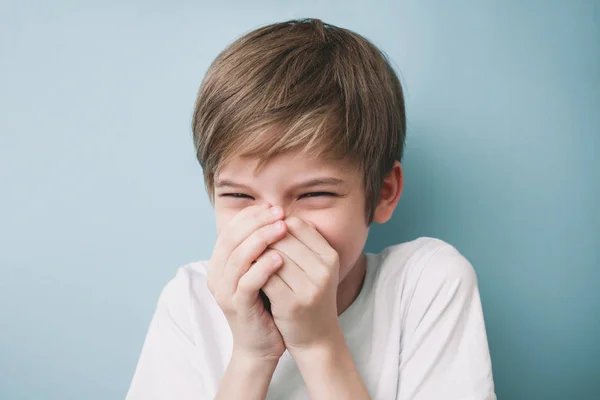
[273,221,285,230]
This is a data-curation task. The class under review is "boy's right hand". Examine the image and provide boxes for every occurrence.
[207,204,288,364]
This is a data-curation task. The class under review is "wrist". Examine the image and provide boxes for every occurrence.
[288,336,370,399]
[289,332,348,370]
[217,350,279,400]
[231,349,280,372]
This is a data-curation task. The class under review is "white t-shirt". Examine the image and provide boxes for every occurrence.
[126,237,496,400]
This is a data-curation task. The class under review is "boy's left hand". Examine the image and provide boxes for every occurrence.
[262,216,343,354]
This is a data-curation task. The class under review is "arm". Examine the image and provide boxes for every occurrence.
[291,332,370,400]
[215,353,278,400]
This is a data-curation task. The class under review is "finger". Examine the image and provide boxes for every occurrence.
[284,216,333,260]
[222,220,287,294]
[270,233,325,287]
[209,204,267,275]
[209,204,284,280]
[270,249,312,295]
[235,250,283,310]
[262,270,292,308]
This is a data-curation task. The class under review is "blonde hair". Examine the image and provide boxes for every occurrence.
[192,18,406,223]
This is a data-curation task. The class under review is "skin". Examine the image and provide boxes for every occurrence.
[210,149,403,400]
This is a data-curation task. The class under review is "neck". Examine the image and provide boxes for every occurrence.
[336,252,367,316]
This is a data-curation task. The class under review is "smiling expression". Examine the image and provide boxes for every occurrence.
[213,150,371,290]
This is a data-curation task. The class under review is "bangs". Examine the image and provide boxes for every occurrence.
[217,108,351,176]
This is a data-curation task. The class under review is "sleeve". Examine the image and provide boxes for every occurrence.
[396,244,496,400]
[125,269,207,400]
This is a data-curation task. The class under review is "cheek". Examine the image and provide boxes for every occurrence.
[214,207,239,236]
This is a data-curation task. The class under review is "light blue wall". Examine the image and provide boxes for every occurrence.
[1,1,598,399]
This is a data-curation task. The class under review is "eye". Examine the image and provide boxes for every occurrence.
[220,193,254,199]
[299,192,337,199]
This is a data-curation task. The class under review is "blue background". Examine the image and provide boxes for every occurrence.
[1,1,598,399]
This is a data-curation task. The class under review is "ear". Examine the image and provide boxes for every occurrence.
[372,161,404,224]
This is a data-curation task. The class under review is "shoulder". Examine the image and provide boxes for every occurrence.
[151,259,232,346]
[375,238,483,338]
[370,237,479,321]
[375,237,477,292]
[152,260,215,334]
[158,260,210,306]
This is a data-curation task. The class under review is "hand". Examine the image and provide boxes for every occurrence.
[262,216,342,354]
[207,204,288,363]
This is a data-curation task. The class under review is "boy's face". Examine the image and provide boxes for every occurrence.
[213,150,371,284]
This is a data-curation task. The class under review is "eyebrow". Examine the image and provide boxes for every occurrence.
[214,177,346,190]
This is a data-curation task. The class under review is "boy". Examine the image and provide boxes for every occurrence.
[126,18,495,400]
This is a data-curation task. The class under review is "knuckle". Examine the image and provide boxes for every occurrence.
[236,276,251,293]
[256,227,275,247]
[228,247,243,267]
[256,249,274,263]
[247,210,265,226]
[258,231,272,247]
[306,287,319,305]
[294,287,318,309]
[252,205,272,222]
[229,294,244,311]
[285,216,301,229]
[324,249,339,265]
[315,271,331,288]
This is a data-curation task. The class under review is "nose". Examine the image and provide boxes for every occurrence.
[260,201,295,219]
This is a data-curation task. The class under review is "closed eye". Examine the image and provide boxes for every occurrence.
[220,193,254,199]
[299,192,337,199]
[219,192,337,200]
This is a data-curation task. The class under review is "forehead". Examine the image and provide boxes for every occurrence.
[215,150,359,183]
